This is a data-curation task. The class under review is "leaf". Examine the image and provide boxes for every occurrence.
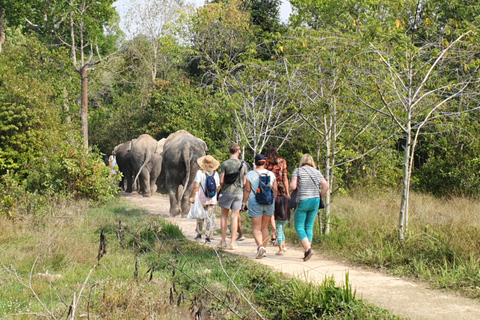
[426,18,431,25]
[280,46,284,52]
[396,19,401,28]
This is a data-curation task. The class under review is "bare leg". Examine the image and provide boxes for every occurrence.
[230,209,240,246]
[251,216,263,246]
[270,215,277,240]
[220,207,229,245]
[301,238,311,251]
[261,215,271,248]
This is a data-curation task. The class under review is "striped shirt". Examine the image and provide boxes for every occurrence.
[292,166,324,201]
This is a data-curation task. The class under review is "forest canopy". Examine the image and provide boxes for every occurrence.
[1,0,479,229]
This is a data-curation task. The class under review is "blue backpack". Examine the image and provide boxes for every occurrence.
[254,172,274,205]
[204,172,217,198]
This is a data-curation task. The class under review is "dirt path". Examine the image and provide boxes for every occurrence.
[123,192,480,320]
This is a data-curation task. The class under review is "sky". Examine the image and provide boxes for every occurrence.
[113,0,292,38]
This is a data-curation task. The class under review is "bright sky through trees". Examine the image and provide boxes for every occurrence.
[114,0,291,38]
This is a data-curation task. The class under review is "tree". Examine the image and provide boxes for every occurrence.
[277,28,399,234]
[221,64,299,157]
[357,27,480,240]
[188,0,254,85]
[4,0,120,148]
[123,0,184,85]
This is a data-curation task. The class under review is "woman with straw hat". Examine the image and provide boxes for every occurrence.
[190,155,220,244]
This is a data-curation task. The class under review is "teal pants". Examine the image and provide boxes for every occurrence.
[275,220,288,245]
[294,197,319,242]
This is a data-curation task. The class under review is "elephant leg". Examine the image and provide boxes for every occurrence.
[142,170,152,197]
[180,196,192,218]
[150,179,157,195]
[126,172,133,193]
[168,189,182,216]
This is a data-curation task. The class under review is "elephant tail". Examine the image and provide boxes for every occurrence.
[179,148,193,201]
[134,151,151,188]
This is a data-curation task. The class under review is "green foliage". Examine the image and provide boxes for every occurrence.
[0,30,118,214]
[145,78,232,158]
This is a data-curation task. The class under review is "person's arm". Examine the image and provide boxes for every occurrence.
[273,179,278,201]
[189,182,200,203]
[320,178,329,198]
[242,179,252,211]
[283,172,290,196]
[290,176,298,191]
[220,172,225,189]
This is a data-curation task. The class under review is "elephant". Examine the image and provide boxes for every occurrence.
[112,139,136,193]
[157,130,207,217]
[130,134,164,197]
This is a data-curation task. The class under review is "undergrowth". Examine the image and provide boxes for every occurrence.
[0,198,399,319]
[316,191,480,299]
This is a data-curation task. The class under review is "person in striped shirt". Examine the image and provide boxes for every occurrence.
[290,154,329,261]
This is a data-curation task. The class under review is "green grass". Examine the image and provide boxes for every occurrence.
[313,191,480,299]
[0,198,400,319]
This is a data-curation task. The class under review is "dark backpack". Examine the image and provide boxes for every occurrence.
[254,172,274,205]
[223,161,245,185]
[204,172,217,198]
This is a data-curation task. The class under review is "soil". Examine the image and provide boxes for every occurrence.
[123,192,480,320]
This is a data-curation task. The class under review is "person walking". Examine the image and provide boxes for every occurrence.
[265,146,290,245]
[242,154,277,259]
[189,155,221,245]
[290,154,329,261]
[218,144,248,249]
[274,181,291,255]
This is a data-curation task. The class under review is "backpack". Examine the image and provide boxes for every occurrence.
[254,172,274,205]
[203,172,217,198]
[223,161,245,185]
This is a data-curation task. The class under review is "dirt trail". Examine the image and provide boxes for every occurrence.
[124,192,480,320]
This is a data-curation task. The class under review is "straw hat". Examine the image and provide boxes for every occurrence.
[197,155,220,173]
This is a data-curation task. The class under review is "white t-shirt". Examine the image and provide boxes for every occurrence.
[194,169,220,205]
[246,169,276,203]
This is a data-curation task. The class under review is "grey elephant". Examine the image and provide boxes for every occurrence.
[131,134,164,197]
[112,139,136,193]
[157,130,207,216]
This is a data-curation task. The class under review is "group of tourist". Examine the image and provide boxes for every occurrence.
[189,144,329,262]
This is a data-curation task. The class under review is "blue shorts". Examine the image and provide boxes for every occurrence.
[248,198,274,218]
[218,193,243,210]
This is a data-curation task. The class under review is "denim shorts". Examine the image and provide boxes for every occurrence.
[248,199,274,218]
[218,193,243,210]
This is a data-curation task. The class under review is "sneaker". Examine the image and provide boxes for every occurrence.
[237,233,246,241]
[304,249,314,261]
[283,247,287,252]
[275,251,284,256]
[256,246,266,259]
[194,234,202,240]
[217,242,227,249]
[228,243,238,250]
[205,238,211,245]
[263,252,267,257]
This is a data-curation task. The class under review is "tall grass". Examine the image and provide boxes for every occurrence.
[0,198,400,319]
[319,191,480,298]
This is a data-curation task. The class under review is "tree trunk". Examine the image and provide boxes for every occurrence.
[80,67,89,149]
[323,112,332,235]
[398,125,412,241]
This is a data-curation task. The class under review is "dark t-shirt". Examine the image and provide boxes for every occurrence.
[274,194,291,221]
[220,159,248,195]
